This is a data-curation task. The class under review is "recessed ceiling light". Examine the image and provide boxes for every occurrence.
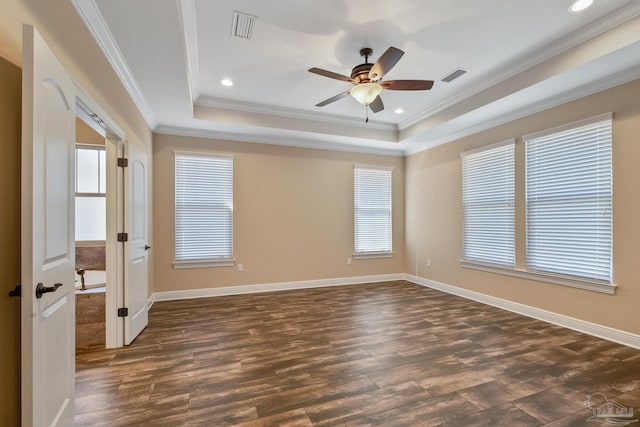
[221,78,233,87]
[394,108,404,114]
[569,0,593,12]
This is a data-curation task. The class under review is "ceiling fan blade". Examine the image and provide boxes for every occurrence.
[309,67,353,83]
[369,95,384,113]
[315,91,350,107]
[369,47,404,81]
[381,80,434,91]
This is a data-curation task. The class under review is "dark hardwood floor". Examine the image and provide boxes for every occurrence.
[75,281,640,426]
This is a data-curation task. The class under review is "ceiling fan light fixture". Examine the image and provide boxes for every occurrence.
[350,83,382,106]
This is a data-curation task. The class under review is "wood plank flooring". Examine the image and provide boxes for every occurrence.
[75,281,640,426]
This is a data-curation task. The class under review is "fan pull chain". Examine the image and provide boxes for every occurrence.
[365,105,369,123]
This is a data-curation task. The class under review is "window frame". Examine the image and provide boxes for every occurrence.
[524,113,613,284]
[173,151,235,269]
[75,144,106,242]
[460,138,516,268]
[460,113,616,295]
[353,164,394,259]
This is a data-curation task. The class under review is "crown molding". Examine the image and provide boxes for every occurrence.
[71,0,157,128]
[177,0,199,105]
[399,2,640,131]
[403,62,640,156]
[73,0,640,158]
[164,62,640,159]
[155,125,405,157]
[196,95,398,133]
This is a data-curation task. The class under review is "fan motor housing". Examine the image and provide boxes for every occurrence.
[351,63,373,84]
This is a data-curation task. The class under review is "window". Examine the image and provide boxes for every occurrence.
[75,145,106,241]
[461,141,515,267]
[353,165,392,258]
[525,114,612,282]
[174,152,234,268]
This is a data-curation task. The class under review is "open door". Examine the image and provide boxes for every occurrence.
[123,141,149,344]
[21,25,76,426]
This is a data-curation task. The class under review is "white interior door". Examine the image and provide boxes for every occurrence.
[124,141,149,344]
[21,25,76,427]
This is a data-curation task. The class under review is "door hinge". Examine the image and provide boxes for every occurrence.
[117,232,128,242]
[8,285,21,298]
[117,307,128,317]
[117,157,128,167]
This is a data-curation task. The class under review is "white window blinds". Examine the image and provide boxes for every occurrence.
[354,166,392,255]
[175,152,233,264]
[525,114,612,282]
[461,141,515,266]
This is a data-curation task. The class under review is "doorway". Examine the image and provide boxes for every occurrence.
[74,117,108,349]
[74,100,123,350]
[74,95,151,349]
[21,25,149,425]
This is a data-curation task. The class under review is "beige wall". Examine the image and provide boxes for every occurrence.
[1,0,152,148]
[0,56,22,427]
[405,78,640,335]
[153,134,405,292]
[76,117,105,146]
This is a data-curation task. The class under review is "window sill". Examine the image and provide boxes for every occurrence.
[173,258,235,269]
[460,260,616,295]
[353,252,394,260]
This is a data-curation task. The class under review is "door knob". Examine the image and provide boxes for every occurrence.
[35,282,63,299]
[144,245,151,251]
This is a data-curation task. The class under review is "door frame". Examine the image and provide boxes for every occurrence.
[75,91,125,348]
[21,25,134,424]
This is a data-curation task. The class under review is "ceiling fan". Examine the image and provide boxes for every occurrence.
[309,47,434,122]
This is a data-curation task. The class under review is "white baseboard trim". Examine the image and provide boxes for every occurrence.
[404,274,640,350]
[147,272,640,350]
[149,273,404,303]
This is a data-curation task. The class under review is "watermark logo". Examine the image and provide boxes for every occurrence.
[584,392,638,426]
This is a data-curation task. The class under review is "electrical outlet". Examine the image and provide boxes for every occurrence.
[347,257,352,265]
[237,264,243,272]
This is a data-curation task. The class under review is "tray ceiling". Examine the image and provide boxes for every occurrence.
[73,0,640,155]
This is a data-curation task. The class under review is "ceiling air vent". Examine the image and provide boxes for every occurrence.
[441,68,469,83]
[232,11,257,39]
